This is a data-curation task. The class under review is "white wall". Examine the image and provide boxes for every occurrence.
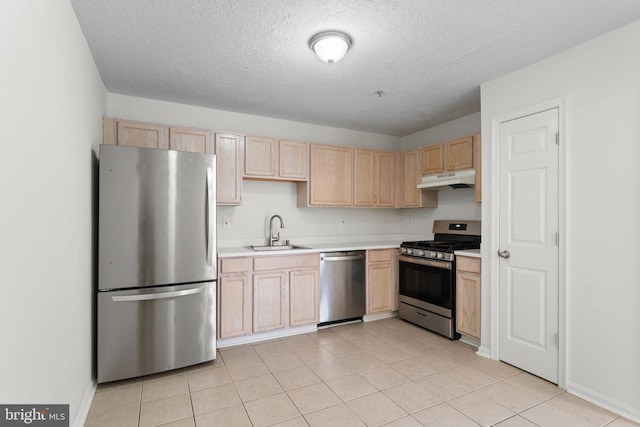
[401,112,481,151]
[0,1,106,425]
[108,94,401,150]
[481,20,640,420]
[218,181,405,247]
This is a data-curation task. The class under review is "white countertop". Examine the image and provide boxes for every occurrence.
[454,249,481,258]
[217,240,401,258]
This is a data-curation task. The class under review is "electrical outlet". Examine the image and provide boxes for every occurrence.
[222,217,232,229]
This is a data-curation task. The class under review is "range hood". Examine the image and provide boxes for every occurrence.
[417,169,476,190]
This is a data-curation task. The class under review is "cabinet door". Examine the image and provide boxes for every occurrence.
[117,120,169,149]
[309,144,353,206]
[446,136,474,171]
[245,136,277,178]
[169,127,209,153]
[353,149,375,207]
[474,134,482,204]
[219,273,250,338]
[456,271,481,339]
[215,133,243,205]
[402,150,438,209]
[421,144,444,175]
[367,262,393,314]
[279,140,308,180]
[102,117,117,145]
[375,151,395,207]
[253,272,286,332]
[403,150,421,207]
[289,269,319,326]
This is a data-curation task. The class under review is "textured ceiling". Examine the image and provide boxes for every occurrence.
[71,0,640,136]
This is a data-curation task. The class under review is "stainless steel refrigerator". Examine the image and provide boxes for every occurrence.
[97,145,216,383]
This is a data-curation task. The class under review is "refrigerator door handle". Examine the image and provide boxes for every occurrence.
[111,285,206,302]
[206,167,214,266]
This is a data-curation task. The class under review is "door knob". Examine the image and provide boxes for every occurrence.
[498,250,511,259]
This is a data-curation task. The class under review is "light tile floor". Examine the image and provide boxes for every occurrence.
[85,318,639,427]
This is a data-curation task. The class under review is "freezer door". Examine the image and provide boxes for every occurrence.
[97,282,216,383]
[99,145,216,290]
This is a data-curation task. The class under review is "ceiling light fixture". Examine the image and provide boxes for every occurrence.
[309,31,352,65]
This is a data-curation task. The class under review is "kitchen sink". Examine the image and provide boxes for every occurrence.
[245,244,310,251]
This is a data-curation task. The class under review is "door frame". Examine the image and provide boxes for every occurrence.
[486,98,567,389]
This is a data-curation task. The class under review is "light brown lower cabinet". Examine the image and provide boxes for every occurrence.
[218,258,251,339]
[455,256,481,339]
[219,254,319,339]
[288,269,319,327]
[366,249,398,314]
[252,271,286,333]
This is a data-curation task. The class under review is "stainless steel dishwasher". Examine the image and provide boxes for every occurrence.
[319,250,366,325]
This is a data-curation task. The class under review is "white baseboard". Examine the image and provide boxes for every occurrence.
[476,345,492,359]
[73,380,97,427]
[459,335,480,349]
[217,324,318,348]
[566,381,639,423]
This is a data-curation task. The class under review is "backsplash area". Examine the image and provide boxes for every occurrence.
[216,180,480,247]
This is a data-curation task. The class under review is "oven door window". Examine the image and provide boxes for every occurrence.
[399,259,453,310]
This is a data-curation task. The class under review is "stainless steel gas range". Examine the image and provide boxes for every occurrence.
[398,220,481,339]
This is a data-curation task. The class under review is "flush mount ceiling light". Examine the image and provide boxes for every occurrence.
[309,31,352,65]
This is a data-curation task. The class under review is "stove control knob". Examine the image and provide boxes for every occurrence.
[415,250,425,257]
[437,253,445,259]
[429,252,437,258]
[405,249,413,255]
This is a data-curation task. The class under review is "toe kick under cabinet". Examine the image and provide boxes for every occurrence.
[218,253,320,339]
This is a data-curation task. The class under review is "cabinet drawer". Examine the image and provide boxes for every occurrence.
[253,253,319,272]
[367,248,394,263]
[220,257,250,274]
[457,256,481,273]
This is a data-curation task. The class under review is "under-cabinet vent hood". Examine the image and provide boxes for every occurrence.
[417,169,476,190]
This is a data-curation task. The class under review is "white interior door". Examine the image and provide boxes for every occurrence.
[498,108,559,384]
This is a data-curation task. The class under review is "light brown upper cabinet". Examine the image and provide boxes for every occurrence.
[421,144,444,175]
[215,133,243,206]
[169,127,210,154]
[420,135,475,176]
[353,149,375,206]
[244,136,277,178]
[474,133,482,204]
[279,140,308,180]
[446,136,474,171]
[244,136,308,181]
[354,149,395,208]
[103,118,210,154]
[103,118,169,149]
[298,144,353,207]
[397,149,437,208]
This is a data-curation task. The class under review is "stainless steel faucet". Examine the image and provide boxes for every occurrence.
[269,214,285,246]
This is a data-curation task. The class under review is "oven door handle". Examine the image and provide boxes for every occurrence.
[399,255,452,270]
